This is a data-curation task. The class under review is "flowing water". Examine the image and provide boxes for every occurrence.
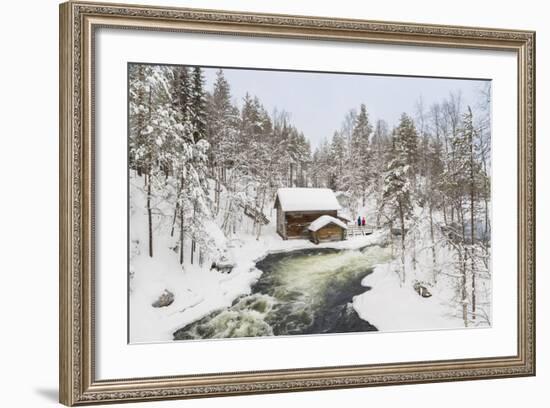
[173,245,391,340]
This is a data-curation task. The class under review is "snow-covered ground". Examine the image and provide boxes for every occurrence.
[353,262,464,332]
[130,173,489,344]
[130,220,472,342]
[129,172,390,343]
[130,223,387,343]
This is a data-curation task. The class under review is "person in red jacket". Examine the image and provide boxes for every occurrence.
[362,216,366,226]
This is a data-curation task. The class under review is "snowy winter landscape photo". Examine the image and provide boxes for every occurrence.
[128,63,492,344]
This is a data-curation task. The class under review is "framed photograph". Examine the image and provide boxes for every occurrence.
[59,1,535,405]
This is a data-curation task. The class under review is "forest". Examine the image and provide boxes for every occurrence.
[129,63,492,341]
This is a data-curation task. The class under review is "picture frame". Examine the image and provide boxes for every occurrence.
[59,1,536,405]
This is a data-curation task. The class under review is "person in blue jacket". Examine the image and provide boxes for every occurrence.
[357,216,362,226]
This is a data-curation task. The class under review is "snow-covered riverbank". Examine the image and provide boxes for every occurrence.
[130,222,388,343]
[353,261,465,332]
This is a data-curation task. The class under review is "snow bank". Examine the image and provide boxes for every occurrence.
[353,262,464,332]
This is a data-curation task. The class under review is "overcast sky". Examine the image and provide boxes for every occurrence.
[202,67,489,150]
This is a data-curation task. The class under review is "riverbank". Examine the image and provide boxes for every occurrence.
[130,223,389,343]
[174,243,391,340]
[353,261,466,332]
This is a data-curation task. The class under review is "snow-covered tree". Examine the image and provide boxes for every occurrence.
[128,63,493,333]
[205,69,240,213]
[349,104,373,206]
[190,67,207,141]
[129,64,174,257]
[329,131,347,189]
[380,114,419,283]
[434,100,492,327]
[129,64,219,265]
[371,119,391,228]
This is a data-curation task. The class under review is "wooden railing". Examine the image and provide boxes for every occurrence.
[242,204,270,225]
[346,225,374,237]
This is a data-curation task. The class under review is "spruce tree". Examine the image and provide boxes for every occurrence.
[349,104,373,206]
[330,131,346,190]
[205,69,239,212]
[381,113,419,283]
[190,67,207,141]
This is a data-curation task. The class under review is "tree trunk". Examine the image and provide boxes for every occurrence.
[146,173,153,258]
[460,249,469,327]
[429,201,437,283]
[389,220,394,258]
[255,189,267,240]
[215,166,222,216]
[179,229,184,265]
[216,166,220,215]
[170,200,179,237]
[482,158,490,241]
[398,201,406,284]
[375,192,381,229]
[411,224,417,273]
[458,201,466,241]
[190,205,196,265]
[179,175,184,265]
[470,128,477,320]
[484,198,489,240]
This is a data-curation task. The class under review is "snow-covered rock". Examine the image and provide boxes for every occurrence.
[152,290,175,308]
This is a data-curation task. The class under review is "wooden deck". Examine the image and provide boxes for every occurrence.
[346,225,374,237]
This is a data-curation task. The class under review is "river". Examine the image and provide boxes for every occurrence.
[173,244,391,340]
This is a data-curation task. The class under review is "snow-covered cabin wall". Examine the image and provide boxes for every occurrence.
[274,188,345,240]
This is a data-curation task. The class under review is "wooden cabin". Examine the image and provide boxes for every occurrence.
[274,188,348,241]
[308,215,348,244]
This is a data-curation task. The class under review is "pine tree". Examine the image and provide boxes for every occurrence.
[172,65,191,120]
[137,65,216,266]
[381,113,418,283]
[182,67,214,262]
[456,106,485,321]
[311,139,332,188]
[129,64,155,177]
[438,103,490,326]
[394,113,419,177]
[128,64,164,258]
[206,69,235,164]
[190,67,207,141]
[425,136,445,282]
[205,69,239,213]
[330,131,346,189]
[169,66,194,263]
[349,104,373,206]
[371,120,390,228]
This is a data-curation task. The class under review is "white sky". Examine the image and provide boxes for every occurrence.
[202,66,489,150]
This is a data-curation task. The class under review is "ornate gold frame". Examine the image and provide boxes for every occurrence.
[59,1,536,405]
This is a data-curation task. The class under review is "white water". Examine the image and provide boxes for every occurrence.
[174,245,392,340]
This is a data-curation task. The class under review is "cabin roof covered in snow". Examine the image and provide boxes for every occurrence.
[308,215,348,232]
[274,188,341,212]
